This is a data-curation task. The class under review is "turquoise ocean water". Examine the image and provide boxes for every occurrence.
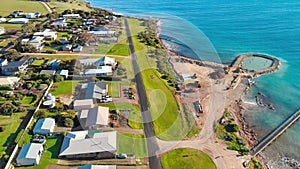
[89,1,300,168]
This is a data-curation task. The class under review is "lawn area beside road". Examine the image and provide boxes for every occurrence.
[93,43,130,56]
[50,80,80,96]
[0,0,48,16]
[117,133,147,158]
[0,23,23,30]
[128,18,192,140]
[17,135,63,169]
[108,81,121,97]
[24,55,79,61]
[21,95,36,105]
[161,148,217,169]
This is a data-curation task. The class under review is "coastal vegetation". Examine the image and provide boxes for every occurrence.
[128,18,198,140]
[161,148,217,169]
[47,0,93,13]
[216,110,250,155]
[249,157,263,169]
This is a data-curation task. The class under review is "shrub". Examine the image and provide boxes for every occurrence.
[64,118,74,127]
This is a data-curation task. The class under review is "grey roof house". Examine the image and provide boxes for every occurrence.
[73,99,94,112]
[16,143,43,166]
[82,82,107,102]
[33,118,55,135]
[59,131,117,159]
[1,57,33,75]
[78,106,109,129]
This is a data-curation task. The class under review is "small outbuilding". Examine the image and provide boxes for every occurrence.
[16,143,43,166]
[33,118,55,135]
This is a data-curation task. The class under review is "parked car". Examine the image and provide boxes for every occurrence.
[116,153,127,159]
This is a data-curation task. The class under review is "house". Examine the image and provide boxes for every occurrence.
[73,99,94,112]
[59,131,117,159]
[56,69,68,79]
[16,143,43,166]
[78,106,109,129]
[33,118,55,135]
[1,57,33,75]
[0,18,7,23]
[40,70,56,75]
[42,93,56,108]
[62,44,72,51]
[91,26,110,31]
[9,10,23,18]
[71,164,117,169]
[51,18,67,27]
[25,12,41,19]
[33,29,57,40]
[88,31,116,37]
[99,37,118,44]
[83,66,113,77]
[28,36,44,51]
[82,82,107,102]
[79,56,117,67]
[8,18,29,24]
[0,77,20,86]
[63,14,80,18]
[0,26,5,35]
[0,58,8,67]
[72,45,83,52]
[60,38,69,44]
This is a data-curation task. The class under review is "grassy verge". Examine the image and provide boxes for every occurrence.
[108,81,120,97]
[21,95,37,105]
[0,0,48,16]
[101,102,143,129]
[50,80,80,96]
[24,55,79,61]
[128,18,193,140]
[161,148,217,169]
[216,111,249,155]
[117,133,147,158]
[0,23,23,30]
[93,43,130,56]
[32,59,47,66]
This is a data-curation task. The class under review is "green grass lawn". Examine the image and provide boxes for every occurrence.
[21,95,36,105]
[117,133,147,158]
[128,18,192,140]
[101,102,143,129]
[0,112,27,161]
[47,0,93,13]
[0,0,48,17]
[0,23,23,30]
[161,148,217,169]
[93,43,130,56]
[50,80,80,96]
[108,81,120,97]
[32,59,47,66]
[17,135,63,169]
[25,55,79,61]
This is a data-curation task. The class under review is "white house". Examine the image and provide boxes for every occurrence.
[71,164,117,169]
[0,77,20,86]
[63,14,80,18]
[16,143,43,166]
[78,106,109,129]
[83,66,112,77]
[0,18,7,23]
[50,18,67,27]
[73,99,94,112]
[62,44,72,51]
[56,69,69,79]
[72,45,83,52]
[33,118,55,135]
[79,56,116,66]
[0,26,5,35]
[88,31,116,37]
[28,36,44,51]
[33,29,57,40]
[8,18,29,24]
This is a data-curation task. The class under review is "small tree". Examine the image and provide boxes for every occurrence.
[0,102,17,116]
[35,110,47,119]
[64,118,74,127]
[53,74,64,82]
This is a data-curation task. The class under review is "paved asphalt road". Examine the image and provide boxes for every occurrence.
[124,18,163,169]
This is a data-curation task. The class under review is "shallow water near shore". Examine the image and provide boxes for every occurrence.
[89,0,300,168]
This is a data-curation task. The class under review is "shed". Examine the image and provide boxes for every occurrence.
[33,118,55,135]
[73,99,94,112]
[16,143,43,166]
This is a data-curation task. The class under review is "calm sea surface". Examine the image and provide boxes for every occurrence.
[89,0,300,168]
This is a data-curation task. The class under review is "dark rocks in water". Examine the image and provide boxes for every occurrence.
[281,157,300,169]
[255,92,275,110]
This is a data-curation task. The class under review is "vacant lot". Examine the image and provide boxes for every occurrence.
[51,80,80,96]
[0,0,48,16]
[118,133,147,158]
[108,81,121,97]
[47,0,92,13]
[94,43,130,56]
[21,95,36,105]
[161,148,217,169]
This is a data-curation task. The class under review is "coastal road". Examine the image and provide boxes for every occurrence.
[124,18,162,169]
